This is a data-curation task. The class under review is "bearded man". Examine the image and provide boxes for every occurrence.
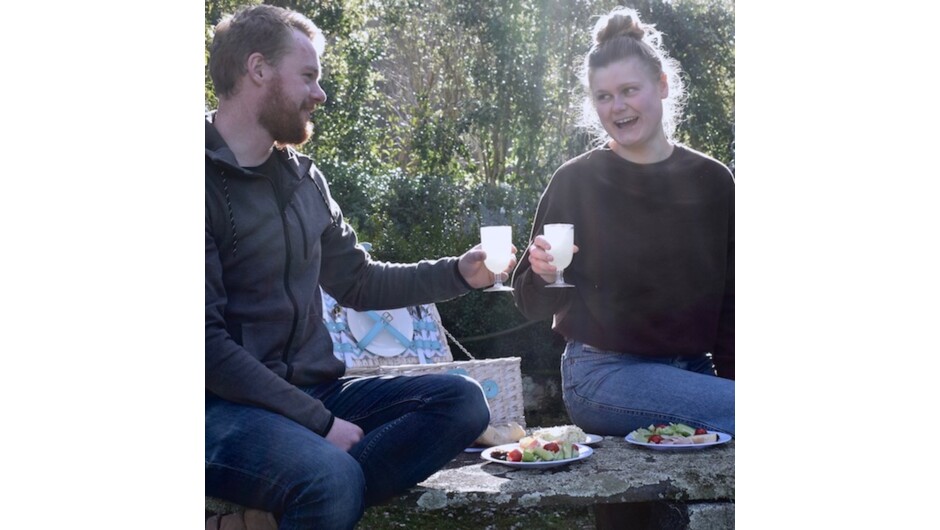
[205,5,512,529]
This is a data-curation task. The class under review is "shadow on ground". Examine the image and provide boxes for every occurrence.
[359,504,595,529]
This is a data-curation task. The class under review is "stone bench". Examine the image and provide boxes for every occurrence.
[207,436,734,529]
[387,436,734,529]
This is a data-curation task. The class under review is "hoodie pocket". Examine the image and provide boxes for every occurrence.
[239,320,294,366]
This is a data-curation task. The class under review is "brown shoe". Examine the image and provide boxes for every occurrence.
[205,509,277,530]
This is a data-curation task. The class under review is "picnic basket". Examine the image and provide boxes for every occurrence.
[322,289,526,427]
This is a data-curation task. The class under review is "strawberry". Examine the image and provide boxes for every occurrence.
[694,428,708,435]
[543,442,560,453]
[507,449,523,462]
[648,434,664,444]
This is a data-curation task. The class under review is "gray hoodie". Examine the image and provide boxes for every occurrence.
[205,120,471,435]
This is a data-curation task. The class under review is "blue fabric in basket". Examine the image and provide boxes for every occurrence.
[321,288,451,366]
[354,310,415,352]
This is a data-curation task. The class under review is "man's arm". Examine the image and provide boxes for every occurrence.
[312,169,478,309]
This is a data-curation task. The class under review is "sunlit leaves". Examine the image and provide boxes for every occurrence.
[202,0,735,340]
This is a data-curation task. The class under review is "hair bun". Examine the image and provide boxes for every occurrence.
[594,13,645,46]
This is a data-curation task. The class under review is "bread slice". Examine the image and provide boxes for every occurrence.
[475,422,526,446]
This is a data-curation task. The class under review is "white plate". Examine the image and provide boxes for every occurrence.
[346,308,414,357]
[624,430,732,451]
[480,443,594,469]
[582,434,603,446]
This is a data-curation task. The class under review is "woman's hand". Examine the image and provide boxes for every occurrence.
[528,235,579,284]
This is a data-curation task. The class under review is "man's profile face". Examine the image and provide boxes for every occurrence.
[258,29,327,146]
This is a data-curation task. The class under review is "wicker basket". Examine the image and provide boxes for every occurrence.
[322,288,526,428]
[350,358,526,428]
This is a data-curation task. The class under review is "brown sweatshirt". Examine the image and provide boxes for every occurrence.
[512,145,734,379]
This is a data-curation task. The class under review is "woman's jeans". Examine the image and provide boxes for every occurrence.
[205,374,490,530]
[562,341,734,436]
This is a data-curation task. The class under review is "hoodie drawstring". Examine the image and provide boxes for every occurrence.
[220,170,239,257]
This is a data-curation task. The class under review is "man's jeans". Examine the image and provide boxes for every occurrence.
[206,374,490,530]
[561,341,735,436]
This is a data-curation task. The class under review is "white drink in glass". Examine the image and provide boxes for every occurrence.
[480,225,514,291]
[544,223,575,288]
[484,247,511,272]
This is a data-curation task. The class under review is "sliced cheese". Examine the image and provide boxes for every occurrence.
[690,433,719,444]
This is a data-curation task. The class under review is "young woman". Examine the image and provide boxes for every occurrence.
[512,7,734,436]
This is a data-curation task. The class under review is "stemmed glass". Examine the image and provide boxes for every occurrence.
[544,223,575,288]
[480,225,514,292]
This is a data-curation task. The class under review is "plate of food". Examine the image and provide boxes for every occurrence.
[530,425,603,446]
[625,423,732,451]
[481,437,593,469]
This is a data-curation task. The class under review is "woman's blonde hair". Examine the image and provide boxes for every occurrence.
[576,7,687,145]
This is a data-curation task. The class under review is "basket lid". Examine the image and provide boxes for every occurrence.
[346,308,414,357]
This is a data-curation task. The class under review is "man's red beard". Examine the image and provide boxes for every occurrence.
[258,73,314,147]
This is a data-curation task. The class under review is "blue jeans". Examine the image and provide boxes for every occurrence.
[205,374,490,530]
[561,341,734,436]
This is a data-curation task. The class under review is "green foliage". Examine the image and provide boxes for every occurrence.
[369,170,470,262]
[306,7,385,168]
[203,0,735,353]
[643,0,736,167]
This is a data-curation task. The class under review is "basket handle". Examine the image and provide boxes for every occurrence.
[430,310,476,360]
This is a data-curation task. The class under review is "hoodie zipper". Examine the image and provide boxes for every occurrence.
[279,205,300,382]
[289,203,309,260]
[257,175,300,383]
[267,154,324,381]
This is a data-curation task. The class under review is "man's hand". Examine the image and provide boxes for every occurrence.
[527,235,579,284]
[458,244,518,289]
[325,417,364,451]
